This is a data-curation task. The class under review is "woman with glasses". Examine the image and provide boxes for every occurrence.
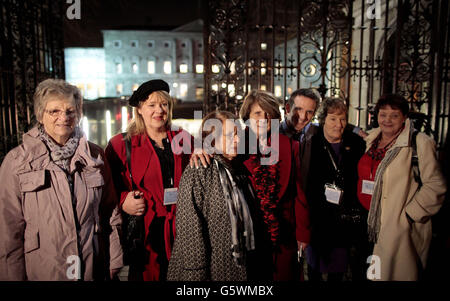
[0,79,123,280]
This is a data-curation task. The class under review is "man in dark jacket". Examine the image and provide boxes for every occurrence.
[280,88,321,189]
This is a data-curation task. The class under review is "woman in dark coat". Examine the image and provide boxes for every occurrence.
[305,97,368,281]
[167,111,272,281]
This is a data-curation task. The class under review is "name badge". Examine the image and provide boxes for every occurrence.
[324,183,344,205]
[361,180,375,195]
[163,188,178,205]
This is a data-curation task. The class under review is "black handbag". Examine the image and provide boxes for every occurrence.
[121,133,147,268]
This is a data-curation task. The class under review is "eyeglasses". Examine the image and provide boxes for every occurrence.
[44,109,77,118]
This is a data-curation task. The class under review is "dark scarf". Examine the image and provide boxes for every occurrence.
[38,124,82,173]
[215,155,255,267]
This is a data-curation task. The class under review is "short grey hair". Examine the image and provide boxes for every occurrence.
[33,79,83,123]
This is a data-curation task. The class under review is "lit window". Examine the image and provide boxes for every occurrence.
[132,63,138,74]
[180,63,188,73]
[180,83,188,98]
[173,82,178,88]
[261,62,266,75]
[212,84,218,92]
[132,83,139,92]
[261,43,267,50]
[121,107,128,133]
[247,84,252,92]
[230,61,236,75]
[147,61,155,74]
[116,63,122,74]
[275,85,282,97]
[212,64,220,73]
[116,84,123,95]
[260,84,267,91]
[196,87,204,101]
[221,83,227,89]
[164,61,172,74]
[195,64,204,74]
[228,84,235,97]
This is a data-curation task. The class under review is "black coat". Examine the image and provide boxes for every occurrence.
[305,126,366,256]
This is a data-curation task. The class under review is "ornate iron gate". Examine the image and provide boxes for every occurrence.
[0,0,65,161]
[204,0,449,149]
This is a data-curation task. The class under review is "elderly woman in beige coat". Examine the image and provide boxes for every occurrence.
[0,79,123,281]
[357,94,446,280]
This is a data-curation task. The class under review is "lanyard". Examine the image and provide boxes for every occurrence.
[324,143,339,173]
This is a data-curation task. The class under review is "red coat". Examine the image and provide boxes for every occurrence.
[105,129,192,280]
[243,133,310,280]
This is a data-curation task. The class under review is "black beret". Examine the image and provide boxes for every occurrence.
[128,79,170,107]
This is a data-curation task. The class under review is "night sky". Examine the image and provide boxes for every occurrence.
[64,0,203,47]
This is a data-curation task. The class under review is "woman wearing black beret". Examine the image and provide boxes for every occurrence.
[105,79,193,281]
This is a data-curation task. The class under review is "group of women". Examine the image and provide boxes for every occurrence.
[0,78,446,281]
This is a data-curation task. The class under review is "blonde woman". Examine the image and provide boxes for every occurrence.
[105,79,192,281]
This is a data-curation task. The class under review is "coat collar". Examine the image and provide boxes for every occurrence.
[130,129,187,190]
[364,118,412,151]
[21,126,101,173]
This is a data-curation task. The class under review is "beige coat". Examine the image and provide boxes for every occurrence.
[366,119,446,280]
[0,127,123,280]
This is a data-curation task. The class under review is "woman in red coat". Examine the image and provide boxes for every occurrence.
[105,79,192,281]
[238,90,310,280]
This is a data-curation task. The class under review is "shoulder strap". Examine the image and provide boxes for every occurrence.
[122,133,138,190]
[411,130,422,187]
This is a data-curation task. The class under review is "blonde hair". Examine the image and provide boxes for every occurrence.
[126,90,174,139]
[239,90,281,122]
[33,78,83,124]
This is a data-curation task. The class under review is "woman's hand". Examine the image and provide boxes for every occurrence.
[122,191,146,216]
[189,149,212,169]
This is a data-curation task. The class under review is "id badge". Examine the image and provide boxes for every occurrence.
[324,183,343,205]
[361,180,375,195]
[163,188,178,205]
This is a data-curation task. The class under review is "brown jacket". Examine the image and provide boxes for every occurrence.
[0,127,123,280]
[366,119,446,280]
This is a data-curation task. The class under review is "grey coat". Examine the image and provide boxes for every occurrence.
[167,158,248,281]
[0,127,123,281]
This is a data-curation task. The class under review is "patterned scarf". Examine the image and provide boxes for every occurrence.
[251,154,280,246]
[367,124,410,243]
[38,124,82,173]
[215,155,256,267]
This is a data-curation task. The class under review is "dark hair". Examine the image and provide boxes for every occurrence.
[287,88,321,109]
[374,94,409,117]
[239,90,281,122]
[317,97,348,125]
